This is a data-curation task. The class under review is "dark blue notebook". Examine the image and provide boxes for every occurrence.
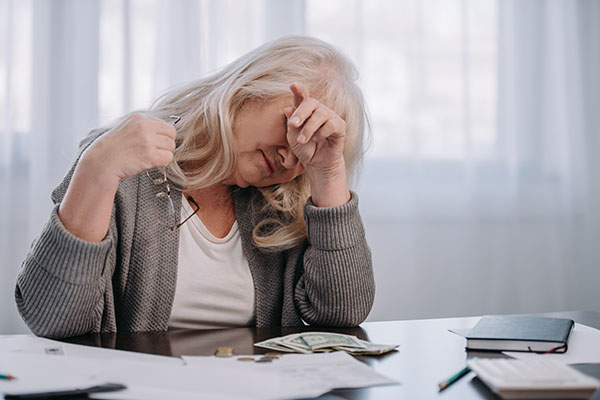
[465,315,574,353]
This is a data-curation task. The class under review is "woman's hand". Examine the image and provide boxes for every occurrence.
[58,113,176,242]
[285,83,351,207]
[80,113,177,186]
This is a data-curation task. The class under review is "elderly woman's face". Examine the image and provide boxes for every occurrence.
[226,97,305,188]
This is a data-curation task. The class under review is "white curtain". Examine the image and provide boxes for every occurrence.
[0,0,305,333]
[1,0,599,334]
[344,0,600,321]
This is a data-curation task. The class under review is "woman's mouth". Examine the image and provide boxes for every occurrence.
[260,150,275,175]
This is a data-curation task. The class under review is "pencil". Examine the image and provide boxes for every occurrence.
[438,365,470,391]
[0,374,16,381]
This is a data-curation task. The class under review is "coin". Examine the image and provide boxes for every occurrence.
[214,347,235,357]
[255,357,273,363]
[237,357,255,362]
[264,352,283,358]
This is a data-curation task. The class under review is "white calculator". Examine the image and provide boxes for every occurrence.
[467,358,600,399]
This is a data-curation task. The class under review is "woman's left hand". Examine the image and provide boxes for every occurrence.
[285,82,351,207]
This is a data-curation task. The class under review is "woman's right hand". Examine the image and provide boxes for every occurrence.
[58,113,176,242]
[80,113,177,184]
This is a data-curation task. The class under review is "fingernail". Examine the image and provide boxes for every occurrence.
[298,134,306,143]
[292,117,301,126]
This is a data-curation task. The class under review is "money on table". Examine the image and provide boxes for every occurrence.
[255,332,398,356]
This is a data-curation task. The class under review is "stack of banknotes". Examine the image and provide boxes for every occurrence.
[254,332,398,356]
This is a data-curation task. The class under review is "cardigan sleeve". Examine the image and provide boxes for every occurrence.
[15,130,116,339]
[15,206,114,338]
[293,191,375,327]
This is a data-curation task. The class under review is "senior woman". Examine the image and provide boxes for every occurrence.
[15,36,374,339]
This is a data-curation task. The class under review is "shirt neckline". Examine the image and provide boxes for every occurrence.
[181,196,238,244]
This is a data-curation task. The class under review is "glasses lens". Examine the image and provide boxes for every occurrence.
[153,192,178,228]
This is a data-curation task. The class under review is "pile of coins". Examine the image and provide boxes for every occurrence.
[214,347,283,364]
[237,353,282,363]
[214,347,235,357]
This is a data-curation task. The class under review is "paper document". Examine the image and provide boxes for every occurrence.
[0,334,181,366]
[1,335,397,400]
[181,352,398,400]
[0,353,104,395]
[448,328,472,337]
[88,352,396,400]
[88,357,271,400]
[504,323,600,364]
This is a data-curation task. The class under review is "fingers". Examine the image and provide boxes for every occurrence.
[300,107,332,143]
[310,117,346,143]
[110,113,177,174]
[126,113,177,139]
[289,98,316,139]
[290,104,345,144]
[127,115,176,155]
[152,117,177,140]
[146,125,176,169]
[290,82,310,108]
[288,83,312,128]
[288,83,347,145]
[155,134,176,152]
[283,106,295,120]
[153,148,175,167]
[284,106,303,151]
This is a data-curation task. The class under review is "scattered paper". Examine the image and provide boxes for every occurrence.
[88,357,271,400]
[182,352,398,399]
[448,328,471,337]
[0,335,397,400]
[0,353,103,395]
[0,334,181,366]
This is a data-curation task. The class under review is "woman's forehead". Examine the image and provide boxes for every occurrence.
[246,94,293,109]
[235,96,292,121]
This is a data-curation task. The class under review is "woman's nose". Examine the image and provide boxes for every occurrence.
[277,146,299,170]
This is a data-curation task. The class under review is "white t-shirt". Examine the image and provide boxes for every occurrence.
[168,197,256,329]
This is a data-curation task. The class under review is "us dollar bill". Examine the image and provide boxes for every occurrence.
[253,338,298,353]
[299,332,367,351]
[334,339,399,355]
[254,332,398,356]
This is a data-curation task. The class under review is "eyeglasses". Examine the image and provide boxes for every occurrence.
[146,115,199,231]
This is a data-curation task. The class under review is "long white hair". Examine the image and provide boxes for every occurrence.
[147,35,370,249]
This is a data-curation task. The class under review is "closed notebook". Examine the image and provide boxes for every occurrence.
[465,315,574,353]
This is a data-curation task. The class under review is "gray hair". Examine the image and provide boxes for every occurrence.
[148,35,370,249]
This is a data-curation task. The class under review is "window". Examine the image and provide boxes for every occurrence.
[306,0,498,160]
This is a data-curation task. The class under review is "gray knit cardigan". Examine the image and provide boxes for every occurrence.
[15,132,375,339]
